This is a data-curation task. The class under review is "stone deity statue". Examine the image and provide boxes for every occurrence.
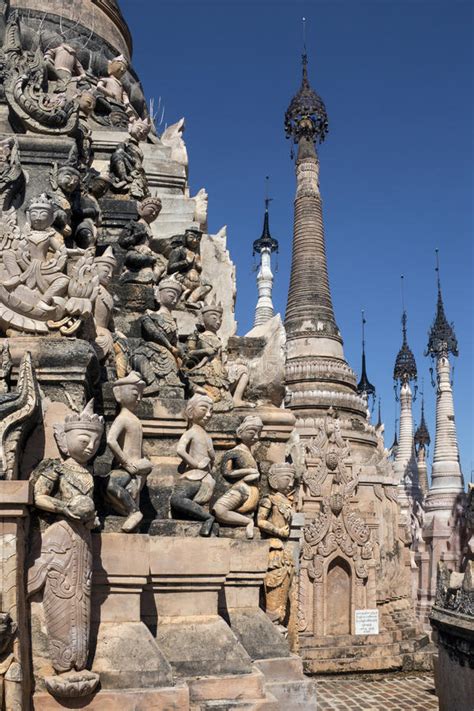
[50,162,81,239]
[91,246,117,362]
[119,196,166,284]
[171,394,216,536]
[0,612,21,711]
[106,372,152,532]
[0,137,25,211]
[28,401,104,699]
[131,278,184,397]
[44,43,87,91]
[110,118,151,199]
[74,171,111,248]
[167,227,211,309]
[0,193,70,335]
[257,463,296,629]
[213,415,263,538]
[184,302,250,410]
[96,54,134,115]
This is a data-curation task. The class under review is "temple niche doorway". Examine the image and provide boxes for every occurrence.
[326,557,352,635]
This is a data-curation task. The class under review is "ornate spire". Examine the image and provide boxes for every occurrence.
[414,389,430,451]
[426,251,458,359]
[284,51,329,150]
[253,179,278,328]
[376,397,382,429]
[357,310,376,405]
[394,310,417,387]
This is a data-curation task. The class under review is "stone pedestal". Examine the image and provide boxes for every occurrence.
[91,533,174,689]
[149,536,253,677]
[221,539,290,660]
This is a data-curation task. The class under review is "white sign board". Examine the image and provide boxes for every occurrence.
[355,609,379,636]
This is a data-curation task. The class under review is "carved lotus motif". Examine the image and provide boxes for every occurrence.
[326,451,339,471]
[329,492,344,515]
[44,670,99,699]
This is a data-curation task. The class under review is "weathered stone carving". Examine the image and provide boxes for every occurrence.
[74,170,111,249]
[95,54,136,127]
[44,43,87,92]
[4,15,78,135]
[0,612,21,711]
[184,302,250,411]
[0,137,25,211]
[0,349,39,479]
[105,372,152,532]
[131,278,184,397]
[167,227,211,309]
[213,415,263,538]
[110,117,151,199]
[0,194,69,335]
[28,401,104,698]
[171,394,216,536]
[50,161,81,239]
[118,196,165,284]
[91,246,117,362]
[258,463,296,628]
[193,187,208,232]
[160,117,188,169]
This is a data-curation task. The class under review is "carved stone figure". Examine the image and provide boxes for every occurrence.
[44,43,86,92]
[50,162,81,239]
[0,194,70,335]
[171,394,216,536]
[131,278,184,397]
[105,372,152,532]
[184,303,250,410]
[91,247,117,362]
[160,118,188,169]
[167,227,211,309]
[74,171,111,248]
[75,91,97,170]
[192,187,208,232]
[0,137,25,211]
[213,415,263,538]
[28,401,104,698]
[4,16,78,135]
[258,463,296,628]
[118,196,165,284]
[96,54,135,126]
[110,118,151,199]
[0,350,39,479]
[0,612,21,711]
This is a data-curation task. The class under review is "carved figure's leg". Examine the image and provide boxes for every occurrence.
[213,488,254,538]
[231,370,253,408]
[170,481,215,537]
[130,352,160,395]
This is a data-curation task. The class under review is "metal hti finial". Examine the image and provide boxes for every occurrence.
[393,277,417,394]
[357,309,376,407]
[253,177,278,257]
[426,249,458,359]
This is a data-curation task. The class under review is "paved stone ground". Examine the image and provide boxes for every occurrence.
[315,672,438,710]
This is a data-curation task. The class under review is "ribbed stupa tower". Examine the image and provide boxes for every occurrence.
[393,310,421,509]
[283,52,428,673]
[417,263,465,624]
[284,53,367,423]
[253,196,279,327]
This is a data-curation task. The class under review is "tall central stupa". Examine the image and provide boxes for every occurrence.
[283,52,430,674]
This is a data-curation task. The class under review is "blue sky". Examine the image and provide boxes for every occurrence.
[121,0,473,480]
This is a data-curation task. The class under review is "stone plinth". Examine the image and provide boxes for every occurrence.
[91,533,174,689]
[430,606,474,711]
[149,536,253,677]
[221,539,290,661]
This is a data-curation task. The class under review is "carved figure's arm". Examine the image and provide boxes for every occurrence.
[107,419,137,474]
[141,315,173,352]
[177,430,201,469]
[257,497,283,537]
[33,466,66,515]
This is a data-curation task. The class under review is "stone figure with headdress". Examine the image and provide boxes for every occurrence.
[213,415,263,538]
[105,372,152,532]
[184,301,250,410]
[171,394,217,536]
[119,195,166,284]
[110,117,151,199]
[130,277,185,397]
[27,401,104,699]
[166,227,211,309]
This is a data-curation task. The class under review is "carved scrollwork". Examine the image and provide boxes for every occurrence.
[303,500,331,547]
[354,557,369,579]
[307,554,324,582]
[343,507,371,545]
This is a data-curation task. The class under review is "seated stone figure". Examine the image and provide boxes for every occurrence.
[184,302,251,411]
[0,193,69,335]
[213,415,263,539]
[110,118,151,200]
[171,394,216,536]
[50,162,81,239]
[96,54,137,125]
[106,372,152,532]
[166,227,211,309]
[119,196,166,284]
[257,463,296,629]
[44,43,87,91]
[131,278,184,397]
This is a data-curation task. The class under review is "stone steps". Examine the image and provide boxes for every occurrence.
[254,656,318,710]
[304,653,405,674]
